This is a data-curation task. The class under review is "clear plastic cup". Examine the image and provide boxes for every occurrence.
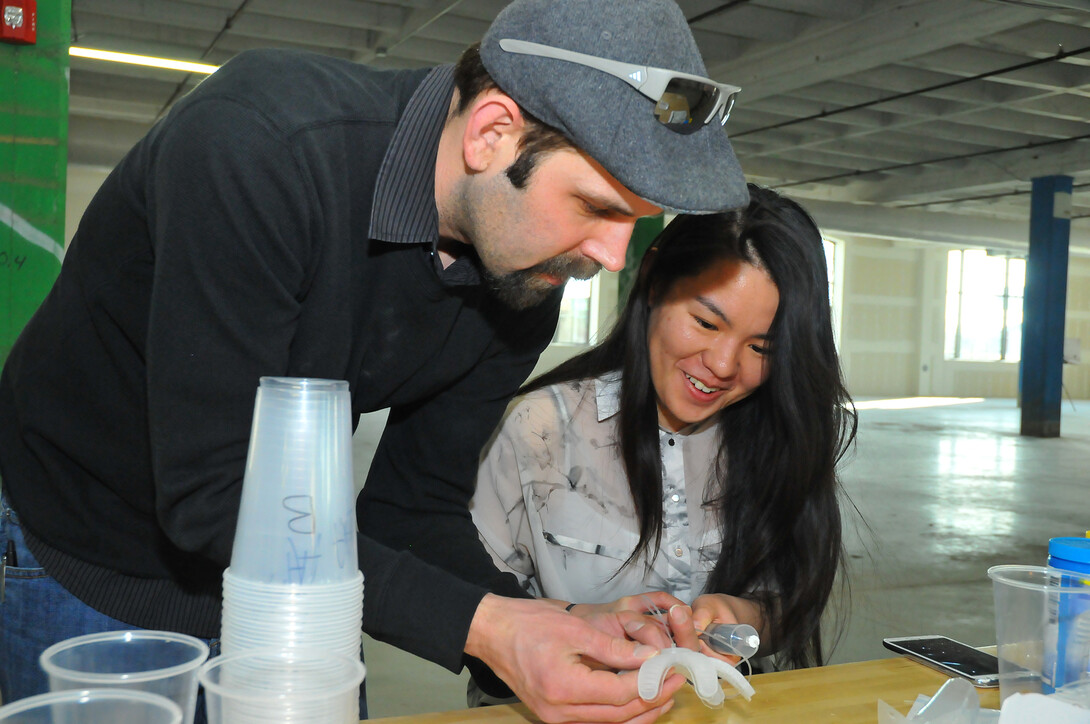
[198,648,365,724]
[988,564,1090,702]
[231,377,357,585]
[38,630,208,724]
[0,688,183,724]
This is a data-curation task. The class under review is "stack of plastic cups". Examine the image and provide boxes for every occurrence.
[220,573,363,661]
[218,377,364,722]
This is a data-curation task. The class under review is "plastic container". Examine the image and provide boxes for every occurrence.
[39,630,208,724]
[231,377,357,585]
[988,564,1090,702]
[0,688,183,724]
[198,648,364,724]
[1044,536,1090,693]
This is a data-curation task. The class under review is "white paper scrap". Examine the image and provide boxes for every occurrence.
[998,693,1090,724]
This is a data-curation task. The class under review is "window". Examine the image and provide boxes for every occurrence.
[552,277,598,345]
[823,238,837,305]
[823,236,843,348]
[944,249,1025,362]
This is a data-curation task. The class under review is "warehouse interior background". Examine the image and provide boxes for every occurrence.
[54,0,1090,402]
[4,0,1090,716]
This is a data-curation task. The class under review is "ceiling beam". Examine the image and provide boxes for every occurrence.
[734,81,1077,160]
[73,0,230,32]
[352,0,468,64]
[708,0,1044,101]
[851,138,1090,202]
[746,0,873,19]
[69,96,163,123]
[909,46,1088,92]
[245,0,403,32]
[801,198,1090,255]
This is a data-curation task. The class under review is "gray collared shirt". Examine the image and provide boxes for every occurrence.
[471,372,726,604]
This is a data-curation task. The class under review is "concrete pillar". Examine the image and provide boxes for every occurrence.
[1020,175,1072,438]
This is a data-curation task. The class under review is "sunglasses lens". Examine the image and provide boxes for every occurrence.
[655,78,721,134]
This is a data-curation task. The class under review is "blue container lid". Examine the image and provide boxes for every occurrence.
[1049,537,1090,566]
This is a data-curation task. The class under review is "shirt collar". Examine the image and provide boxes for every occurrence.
[368,65,485,286]
[594,370,719,434]
[369,64,452,248]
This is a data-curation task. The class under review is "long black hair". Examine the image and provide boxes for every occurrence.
[523,184,857,669]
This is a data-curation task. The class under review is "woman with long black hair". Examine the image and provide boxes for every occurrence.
[471,184,857,671]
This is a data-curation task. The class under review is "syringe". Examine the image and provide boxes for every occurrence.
[698,622,761,659]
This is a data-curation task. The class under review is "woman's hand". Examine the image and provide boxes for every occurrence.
[690,593,765,663]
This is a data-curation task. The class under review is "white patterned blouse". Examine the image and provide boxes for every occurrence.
[470,371,725,605]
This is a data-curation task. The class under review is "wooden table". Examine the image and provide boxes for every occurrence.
[370,657,1000,724]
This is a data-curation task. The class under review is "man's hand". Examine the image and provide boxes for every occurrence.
[563,591,684,619]
[565,592,699,653]
[465,594,685,724]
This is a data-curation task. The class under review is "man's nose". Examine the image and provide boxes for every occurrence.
[580,221,635,273]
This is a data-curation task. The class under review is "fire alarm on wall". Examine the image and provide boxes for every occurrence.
[1,0,37,45]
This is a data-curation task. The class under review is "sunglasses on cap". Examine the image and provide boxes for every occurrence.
[498,38,740,135]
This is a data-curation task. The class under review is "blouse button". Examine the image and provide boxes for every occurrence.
[670,494,680,502]
[667,438,675,446]
[674,547,684,557]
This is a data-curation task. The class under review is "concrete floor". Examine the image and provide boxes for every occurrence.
[353,398,1090,718]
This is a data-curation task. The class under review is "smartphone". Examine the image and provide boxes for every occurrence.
[882,635,1000,687]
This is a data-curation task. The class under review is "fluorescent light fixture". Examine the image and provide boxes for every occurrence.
[69,47,219,75]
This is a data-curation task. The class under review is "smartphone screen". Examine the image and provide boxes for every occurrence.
[883,636,999,686]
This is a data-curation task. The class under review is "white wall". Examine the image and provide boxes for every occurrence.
[65,165,111,247]
[832,233,1090,400]
[1063,259,1090,398]
[837,237,927,398]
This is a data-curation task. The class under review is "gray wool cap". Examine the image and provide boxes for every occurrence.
[479,0,748,214]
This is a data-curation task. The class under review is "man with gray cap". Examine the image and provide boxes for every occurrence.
[0,0,746,720]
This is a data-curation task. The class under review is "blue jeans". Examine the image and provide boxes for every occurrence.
[0,494,221,720]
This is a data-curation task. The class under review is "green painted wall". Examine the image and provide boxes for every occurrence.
[1,0,69,365]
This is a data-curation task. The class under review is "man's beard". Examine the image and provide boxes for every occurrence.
[482,254,601,310]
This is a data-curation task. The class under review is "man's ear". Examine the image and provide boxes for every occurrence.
[462,91,526,173]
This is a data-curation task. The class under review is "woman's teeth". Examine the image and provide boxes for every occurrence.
[686,374,720,394]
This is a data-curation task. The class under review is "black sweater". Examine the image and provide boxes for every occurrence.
[0,50,558,672]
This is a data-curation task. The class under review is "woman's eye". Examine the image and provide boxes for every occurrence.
[750,343,771,355]
[694,316,716,330]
